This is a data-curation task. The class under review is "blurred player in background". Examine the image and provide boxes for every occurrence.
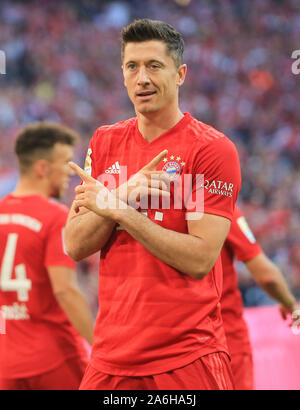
[221,205,298,390]
[65,19,241,390]
[0,122,94,390]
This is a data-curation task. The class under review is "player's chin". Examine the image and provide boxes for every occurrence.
[135,103,159,114]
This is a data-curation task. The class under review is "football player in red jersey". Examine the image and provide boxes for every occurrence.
[0,122,94,390]
[221,205,298,390]
[65,19,241,390]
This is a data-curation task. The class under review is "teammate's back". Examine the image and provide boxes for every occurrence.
[0,195,86,378]
[0,122,94,390]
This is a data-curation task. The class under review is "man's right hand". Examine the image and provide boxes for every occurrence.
[115,149,171,207]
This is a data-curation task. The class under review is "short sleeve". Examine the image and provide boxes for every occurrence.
[226,206,263,261]
[44,208,75,269]
[186,136,241,221]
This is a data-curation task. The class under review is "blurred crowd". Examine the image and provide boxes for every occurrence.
[0,0,300,311]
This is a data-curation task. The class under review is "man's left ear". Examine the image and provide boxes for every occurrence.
[176,64,187,87]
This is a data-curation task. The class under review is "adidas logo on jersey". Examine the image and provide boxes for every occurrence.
[105,161,121,174]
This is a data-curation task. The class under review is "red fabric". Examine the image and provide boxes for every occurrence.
[0,194,88,378]
[221,206,262,355]
[230,352,254,390]
[80,352,234,390]
[85,113,241,376]
[0,356,87,390]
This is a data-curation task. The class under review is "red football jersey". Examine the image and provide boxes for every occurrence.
[86,113,241,376]
[221,206,262,355]
[0,194,88,378]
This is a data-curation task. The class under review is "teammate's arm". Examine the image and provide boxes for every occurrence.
[48,266,94,345]
[245,253,298,318]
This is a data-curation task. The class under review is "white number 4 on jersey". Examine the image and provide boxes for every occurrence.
[0,233,32,301]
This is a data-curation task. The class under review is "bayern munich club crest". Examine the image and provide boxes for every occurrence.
[162,155,185,181]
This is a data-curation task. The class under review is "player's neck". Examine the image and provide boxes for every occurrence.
[136,107,184,143]
[12,177,49,198]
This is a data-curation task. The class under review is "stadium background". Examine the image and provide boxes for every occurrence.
[0,0,299,389]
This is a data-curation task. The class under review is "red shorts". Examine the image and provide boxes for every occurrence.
[230,351,253,390]
[80,352,234,390]
[0,356,87,390]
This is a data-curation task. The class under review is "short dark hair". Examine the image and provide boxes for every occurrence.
[121,19,184,68]
[15,122,79,173]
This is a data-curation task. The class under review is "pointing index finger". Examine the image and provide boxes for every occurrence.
[68,161,95,184]
[142,149,168,171]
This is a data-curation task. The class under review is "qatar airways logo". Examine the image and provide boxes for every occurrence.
[82,149,233,220]
[203,179,234,198]
[93,169,235,217]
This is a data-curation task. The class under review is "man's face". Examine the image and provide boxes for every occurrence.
[122,40,186,115]
[47,143,74,199]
